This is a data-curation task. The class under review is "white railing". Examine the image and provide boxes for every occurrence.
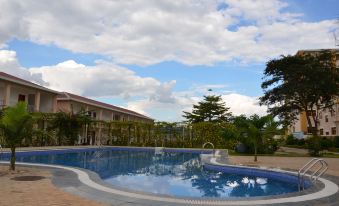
[202,142,215,156]
[0,144,3,159]
[298,158,328,191]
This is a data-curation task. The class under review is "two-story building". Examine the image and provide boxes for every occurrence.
[57,92,154,145]
[0,71,154,145]
[0,72,59,112]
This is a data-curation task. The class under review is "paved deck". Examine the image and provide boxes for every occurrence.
[0,147,338,206]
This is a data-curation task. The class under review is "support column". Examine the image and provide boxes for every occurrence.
[35,91,40,112]
[111,112,114,121]
[4,83,11,106]
[52,96,58,113]
[98,109,103,145]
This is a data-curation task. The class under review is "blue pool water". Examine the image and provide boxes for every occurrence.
[0,148,302,198]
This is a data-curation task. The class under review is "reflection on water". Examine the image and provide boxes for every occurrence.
[10,149,298,198]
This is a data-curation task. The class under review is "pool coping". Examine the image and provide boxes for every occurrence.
[1,147,338,205]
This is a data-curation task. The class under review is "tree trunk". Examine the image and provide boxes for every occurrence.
[10,147,16,171]
[254,144,258,162]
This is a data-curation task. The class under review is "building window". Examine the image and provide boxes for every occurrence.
[332,127,337,135]
[92,112,96,118]
[307,127,315,134]
[306,110,316,117]
[325,131,329,135]
[320,129,324,135]
[18,94,25,102]
[319,112,322,119]
[325,115,329,122]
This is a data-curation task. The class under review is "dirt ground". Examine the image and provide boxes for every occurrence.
[0,165,106,206]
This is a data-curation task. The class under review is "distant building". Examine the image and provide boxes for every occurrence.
[287,49,339,138]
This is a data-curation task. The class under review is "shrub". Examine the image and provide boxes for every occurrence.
[334,136,339,148]
[306,136,322,156]
[320,137,334,150]
[285,134,296,145]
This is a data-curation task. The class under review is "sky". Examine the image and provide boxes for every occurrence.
[0,0,338,122]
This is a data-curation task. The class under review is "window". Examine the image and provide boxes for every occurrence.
[325,131,329,135]
[320,129,324,135]
[18,94,25,102]
[92,112,96,118]
[306,110,316,117]
[319,112,322,119]
[325,115,329,122]
[307,127,315,134]
[332,127,337,135]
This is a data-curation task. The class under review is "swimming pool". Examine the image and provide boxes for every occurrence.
[0,147,308,198]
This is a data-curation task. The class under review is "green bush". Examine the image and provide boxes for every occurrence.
[334,136,339,148]
[307,136,322,156]
[320,137,334,150]
[285,134,296,145]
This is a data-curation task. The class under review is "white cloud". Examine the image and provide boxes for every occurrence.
[0,0,336,66]
[0,50,176,103]
[221,93,267,116]
[127,91,267,122]
[0,49,267,121]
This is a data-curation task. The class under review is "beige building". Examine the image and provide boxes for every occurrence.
[0,72,59,112]
[0,71,154,145]
[57,92,153,145]
[288,49,339,138]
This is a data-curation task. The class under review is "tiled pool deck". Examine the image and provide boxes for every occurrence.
[1,146,339,206]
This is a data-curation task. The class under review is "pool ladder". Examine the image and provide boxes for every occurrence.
[298,158,328,191]
[202,142,215,156]
[0,144,2,159]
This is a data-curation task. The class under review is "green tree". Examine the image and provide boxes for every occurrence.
[183,95,232,123]
[0,102,33,170]
[234,115,280,162]
[260,51,339,135]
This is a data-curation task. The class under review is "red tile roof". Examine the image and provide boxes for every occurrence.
[0,72,59,94]
[57,92,153,120]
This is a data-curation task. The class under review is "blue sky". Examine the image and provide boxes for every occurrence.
[0,0,338,121]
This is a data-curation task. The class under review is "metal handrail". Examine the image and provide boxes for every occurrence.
[0,144,2,158]
[298,158,328,191]
[202,142,215,156]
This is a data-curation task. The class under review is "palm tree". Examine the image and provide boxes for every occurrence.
[234,115,280,162]
[0,102,33,170]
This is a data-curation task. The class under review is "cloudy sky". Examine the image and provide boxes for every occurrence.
[0,0,338,121]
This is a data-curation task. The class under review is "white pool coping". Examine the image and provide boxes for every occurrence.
[1,160,338,205]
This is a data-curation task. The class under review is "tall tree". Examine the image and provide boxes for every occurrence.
[183,95,232,123]
[0,102,33,170]
[260,51,339,135]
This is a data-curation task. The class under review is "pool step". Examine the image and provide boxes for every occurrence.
[200,149,229,165]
